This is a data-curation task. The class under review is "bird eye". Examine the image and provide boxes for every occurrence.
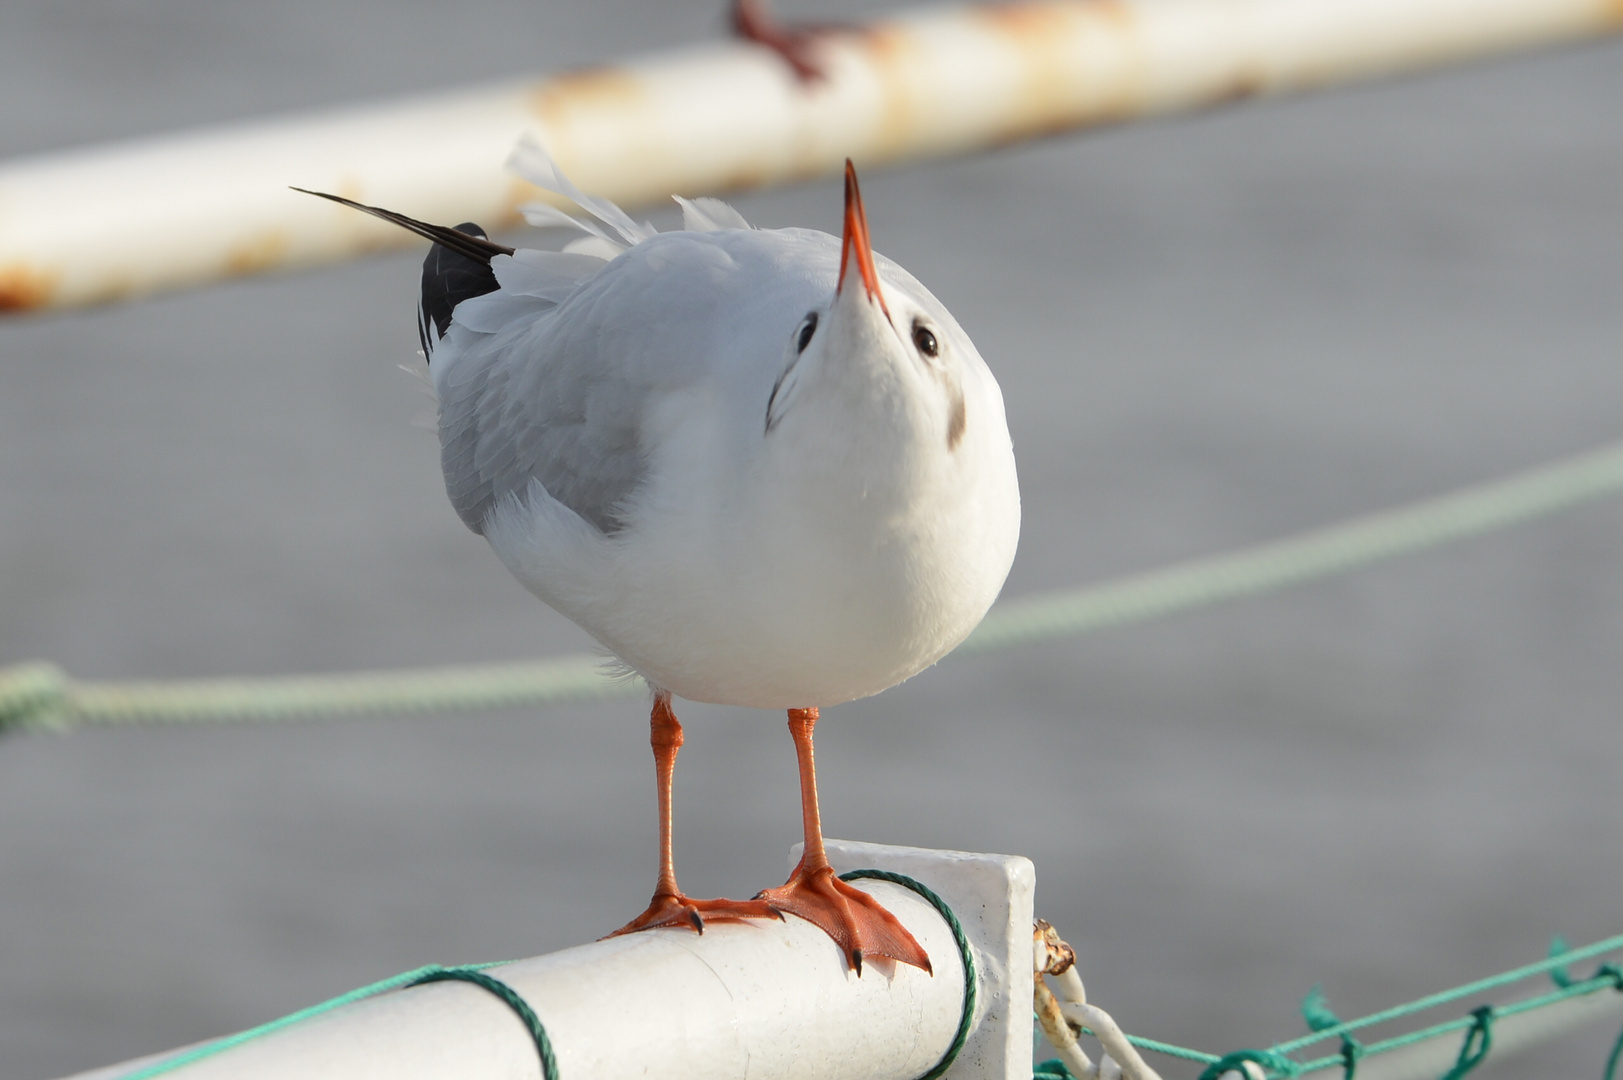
[796,312,818,353]
[912,320,939,359]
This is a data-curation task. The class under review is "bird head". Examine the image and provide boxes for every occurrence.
[765,160,974,462]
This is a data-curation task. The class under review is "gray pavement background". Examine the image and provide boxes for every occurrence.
[1,2,1620,1077]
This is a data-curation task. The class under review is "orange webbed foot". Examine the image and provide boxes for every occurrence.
[755,863,932,975]
[606,890,783,938]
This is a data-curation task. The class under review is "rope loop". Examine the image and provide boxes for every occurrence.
[1437,1006,1494,1080]
[840,869,976,1080]
[1197,1048,1303,1079]
[409,966,558,1080]
[1549,935,1575,988]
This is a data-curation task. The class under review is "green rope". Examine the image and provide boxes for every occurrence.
[840,869,977,1080]
[113,961,504,1079]
[1271,933,1623,1057]
[1198,1048,1304,1079]
[0,661,67,732]
[1116,1034,1223,1065]
[0,655,633,734]
[1318,971,1622,1074]
[8,437,1623,732]
[1058,935,1623,1080]
[112,961,557,1080]
[961,437,1623,654]
[409,967,558,1079]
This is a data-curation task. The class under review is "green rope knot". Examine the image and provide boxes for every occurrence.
[1337,1036,1366,1080]
[0,662,69,733]
[1197,1047,1303,1079]
[1438,1006,1494,1080]
[1301,984,1364,1080]
[1540,942,1623,1080]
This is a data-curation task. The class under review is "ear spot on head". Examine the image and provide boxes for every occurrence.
[947,390,966,451]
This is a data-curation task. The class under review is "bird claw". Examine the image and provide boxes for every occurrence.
[604,891,783,939]
[755,864,932,975]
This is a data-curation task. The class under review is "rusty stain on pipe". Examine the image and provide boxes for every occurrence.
[973,0,1145,137]
[529,66,650,129]
[0,264,57,313]
[224,229,293,277]
[1,0,1620,315]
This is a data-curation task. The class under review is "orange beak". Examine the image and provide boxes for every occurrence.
[837,159,891,322]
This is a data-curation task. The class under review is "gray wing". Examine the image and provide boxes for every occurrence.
[436,293,642,535]
[433,233,780,535]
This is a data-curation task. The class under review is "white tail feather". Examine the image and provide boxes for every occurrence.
[508,136,654,247]
[562,236,629,260]
[518,200,620,245]
[674,195,752,232]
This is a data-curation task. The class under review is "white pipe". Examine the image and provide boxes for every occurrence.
[1,0,1620,314]
[59,841,1037,1080]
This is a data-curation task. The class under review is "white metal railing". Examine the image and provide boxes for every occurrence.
[1,0,1619,314]
[60,841,1036,1080]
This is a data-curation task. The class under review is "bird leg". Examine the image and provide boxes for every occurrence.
[754,707,933,975]
[607,694,780,937]
[731,0,832,82]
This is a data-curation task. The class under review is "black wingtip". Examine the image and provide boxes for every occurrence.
[291,187,515,263]
[292,188,509,356]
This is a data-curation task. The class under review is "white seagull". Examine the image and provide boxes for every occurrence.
[298,146,1020,973]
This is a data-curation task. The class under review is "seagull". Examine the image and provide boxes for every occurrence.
[296,144,1020,974]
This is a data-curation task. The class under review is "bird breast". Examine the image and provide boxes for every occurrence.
[604,345,1016,709]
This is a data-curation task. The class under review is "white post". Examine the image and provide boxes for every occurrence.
[59,841,1036,1080]
[1,0,1619,313]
